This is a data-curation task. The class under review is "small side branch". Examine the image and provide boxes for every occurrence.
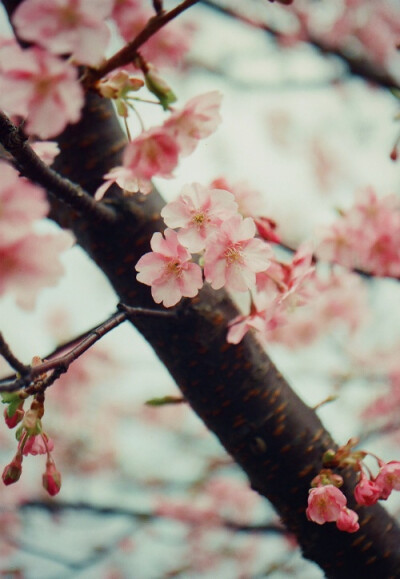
[0,304,175,394]
[83,0,200,87]
[0,333,29,376]
[0,111,116,224]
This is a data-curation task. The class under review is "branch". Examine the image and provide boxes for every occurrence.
[200,0,400,91]
[82,0,200,88]
[0,111,116,224]
[0,304,175,393]
[19,500,288,535]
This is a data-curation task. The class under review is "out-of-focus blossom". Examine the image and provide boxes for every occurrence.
[0,162,48,246]
[123,127,180,181]
[13,0,114,66]
[164,92,222,156]
[0,41,84,138]
[0,230,74,309]
[30,140,60,165]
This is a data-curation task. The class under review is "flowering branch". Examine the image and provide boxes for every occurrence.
[82,0,200,88]
[0,111,116,223]
[0,304,175,394]
[200,0,400,91]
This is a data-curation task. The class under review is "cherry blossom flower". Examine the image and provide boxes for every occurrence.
[135,228,203,307]
[0,162,48,246]
[13,0,114,66]
[164,92,223,156]
[0,230,74,309]
[375,461,400,500]
[22,434,54,456]
[95,166,152,201]
[336,507,359,533]
[354,471,382,506]
[123,127,180,181]
[204,215,272,292]
[0,42,84,138]
[306,484,347,525]
[161,182,238,253]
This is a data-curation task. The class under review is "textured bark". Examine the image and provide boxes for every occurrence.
[2,2,400,576]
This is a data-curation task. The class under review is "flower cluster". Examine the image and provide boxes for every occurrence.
[2,383,61,496]
[316,188,400,278]
[135,182,272,307]
[96,91,223,199]
[306,438,400,533]
[0,162,73,309]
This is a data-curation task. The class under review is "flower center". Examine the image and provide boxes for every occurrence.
[224,245,243,264]
[166,260,182,277]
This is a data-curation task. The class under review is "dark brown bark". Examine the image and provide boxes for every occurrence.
[1,2,400,576]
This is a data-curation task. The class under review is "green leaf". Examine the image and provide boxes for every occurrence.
[145,395,185,407]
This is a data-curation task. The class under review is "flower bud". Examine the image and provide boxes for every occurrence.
[2,455,23,486]
[42,461,62,496]
[4,406,24,429]
[144,66,177,110]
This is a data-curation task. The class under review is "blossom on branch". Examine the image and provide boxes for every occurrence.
[0,40,84,138]
[135,228,203,307]
[123,127,180,181]
[161,182,238,253]
[13,0,114,66]
[164,91,223,156]
[204,215,272,292]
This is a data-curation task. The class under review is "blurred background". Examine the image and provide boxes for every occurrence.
[1,1,400,577]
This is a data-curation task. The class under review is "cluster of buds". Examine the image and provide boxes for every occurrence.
[306,438,400,533]
[1,387,61,496]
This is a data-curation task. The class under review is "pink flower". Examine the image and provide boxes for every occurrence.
[0,230,74,309]
[13,0,113,66]
[375,461,400,500]
[135,229,203,307]
[164,92,223,156]
[204,215,272,292]
[95,166,152,201]
[0,162,48,246]
[161,182,238,252]
[23,434,54,456]
[336,507,359,533]
[227,292,279,345]
[0,42,84,138]
[123,127,180,181]
[306,485,347,525]
[354,471,381,506]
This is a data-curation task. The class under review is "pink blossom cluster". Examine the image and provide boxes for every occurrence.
[307,439,400,533]
[96,91,223,199]
[306,485,359,533]
[316,188,400,278]
[135,182,272,307]
[0,162,73,308]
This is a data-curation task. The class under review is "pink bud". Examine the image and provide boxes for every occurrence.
[42,462,62,496]
[375,461,400,500]
[4,406,24,429]
[2,455,23,486]
[336,507,359,533]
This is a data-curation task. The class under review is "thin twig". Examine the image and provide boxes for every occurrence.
[0,333,29,376]
[200,0,400,91]
[0,304,175,394]
[82,0,200,88]
[0,111,116,224]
